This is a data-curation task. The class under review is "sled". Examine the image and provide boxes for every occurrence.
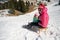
[23,23,48,34]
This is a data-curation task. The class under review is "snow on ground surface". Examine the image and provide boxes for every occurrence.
[0,2,60,40]
[0,9,10,16]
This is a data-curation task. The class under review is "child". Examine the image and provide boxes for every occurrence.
[38,3,49,28]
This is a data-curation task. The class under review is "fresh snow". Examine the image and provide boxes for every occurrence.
[0,2,60,40]
[0,9,10,16]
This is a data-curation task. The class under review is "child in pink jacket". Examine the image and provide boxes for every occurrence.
[27,3,49,28]
[38,3,49,28]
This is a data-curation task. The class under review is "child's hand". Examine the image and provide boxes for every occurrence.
[34,14,39,18]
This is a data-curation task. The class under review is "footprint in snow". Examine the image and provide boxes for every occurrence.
[36,35,42,40]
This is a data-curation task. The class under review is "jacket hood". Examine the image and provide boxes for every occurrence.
[38,3,45,9]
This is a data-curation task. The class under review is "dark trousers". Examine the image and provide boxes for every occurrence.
[28,22,43,28]
[29,22,39,26]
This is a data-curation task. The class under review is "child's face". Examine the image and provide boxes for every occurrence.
[38,8,42,14]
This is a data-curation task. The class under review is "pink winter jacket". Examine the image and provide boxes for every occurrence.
[38,7,49,28]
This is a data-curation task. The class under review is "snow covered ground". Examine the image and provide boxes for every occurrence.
[0,2,60,40]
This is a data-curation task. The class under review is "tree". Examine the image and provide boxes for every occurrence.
[26,1,29,9]
[0,4,2,10]
[4,2,8,9]
[27,1,30,6]
[3,4,5,9]
[31,2,33,5]
[10,0,15,11]
[0,3,5,9]
[14,2,18,10]
[18,0,22,10]
[59,0,60,5]
[18,0,29,13]
[6,0,16,14]
[46,0,50,2]
[37,1,41,5]
[9,0,17,9]
[20,1,27,12]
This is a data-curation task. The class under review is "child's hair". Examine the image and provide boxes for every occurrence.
[39,1,47,6]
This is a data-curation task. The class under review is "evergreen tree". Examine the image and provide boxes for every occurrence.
[3,4,5,9]
[18,0,22,10]
[20,1,26,12]
[4,2,8,9]
[7,1,12,9]
[46,0,50,2]
[11,0,15,9]
[27,1,30,6]
[0,7,1,10]
[31,2,33,5]
[59,0,60,5]
[16,2,19,10]
[37,1,41,5]
[0,4,2,10]
[1,4,5,9]
[26,1,29,9]
[15,2,18,10]
[18,0,28,13]
[0,4,3,10]
[7,0,15,14]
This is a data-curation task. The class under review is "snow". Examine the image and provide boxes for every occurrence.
[0,2,60,40]
[0,9,10,16]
